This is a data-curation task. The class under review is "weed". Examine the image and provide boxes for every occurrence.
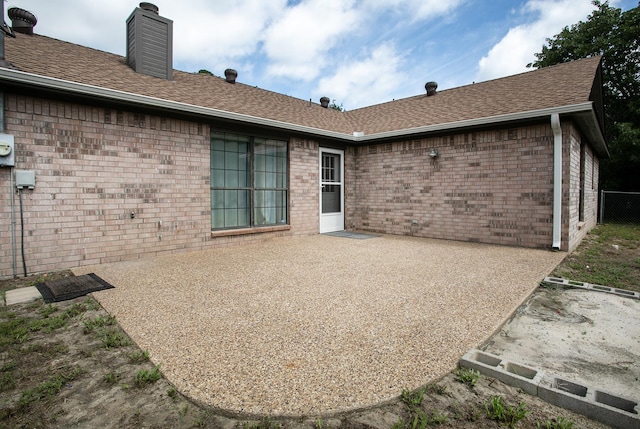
[100,329,131,349]
[192,410,211,427]
[315,418,323,428]
[0,371,16,391]
[84,297,101,311]
[167,386,179,402]
[38,305,58,317]
[103,372,120,385]
[128,350,150,363]
[537,416,574,429]
[485,396,529,428]
[134,365,162,388]
[424,383,447,395]
[400,387,424,411]
[455,367,480,387]
[82,315,115,334]
[65,302,88,318]
[17,367,84,408]
[0,316,31,346]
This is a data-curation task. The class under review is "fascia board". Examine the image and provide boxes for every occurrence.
[0,68,602,148]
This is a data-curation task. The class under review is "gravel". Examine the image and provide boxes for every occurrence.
[72,234,566,416]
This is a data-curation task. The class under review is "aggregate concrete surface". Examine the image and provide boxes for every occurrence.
[72,234,565,416]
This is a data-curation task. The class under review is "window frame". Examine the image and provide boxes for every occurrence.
[210,131,289,231]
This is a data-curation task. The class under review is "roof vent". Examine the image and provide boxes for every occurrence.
[425,81,438,96]
[8,7,38,35]
[224,69,237,84]
[139,2,159,14]
[126,3,173,80]
[320,97,330,108]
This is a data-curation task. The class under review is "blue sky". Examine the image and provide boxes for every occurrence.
[7,0,638,110]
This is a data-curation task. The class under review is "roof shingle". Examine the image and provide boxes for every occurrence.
[3,33,601,137]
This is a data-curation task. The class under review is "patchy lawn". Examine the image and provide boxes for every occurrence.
[2,224,634,428]
[553,223,640,292]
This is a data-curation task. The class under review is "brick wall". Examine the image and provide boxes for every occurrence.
[564,122,599,252]
[0,96,320,278]
[353,125,557,248]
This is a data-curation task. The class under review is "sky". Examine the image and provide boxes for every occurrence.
[5,0,637,111]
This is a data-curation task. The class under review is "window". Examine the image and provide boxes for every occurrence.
[211,131,288,229]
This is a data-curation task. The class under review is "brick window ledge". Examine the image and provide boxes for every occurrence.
[211,225,291,238]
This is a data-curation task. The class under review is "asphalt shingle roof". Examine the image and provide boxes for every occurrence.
[3,32,602,137]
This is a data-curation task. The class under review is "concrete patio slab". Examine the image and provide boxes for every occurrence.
[72,234,565,416]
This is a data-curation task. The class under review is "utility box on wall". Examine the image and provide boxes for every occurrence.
[15,170,35,189]
[0,134,15,167]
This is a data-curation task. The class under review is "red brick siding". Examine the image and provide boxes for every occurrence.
[353,125,556,248]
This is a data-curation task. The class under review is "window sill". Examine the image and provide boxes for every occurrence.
[577,221,586,230]
[211,225,291,238]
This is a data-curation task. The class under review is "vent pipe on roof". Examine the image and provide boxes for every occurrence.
[7,7,37,35]
[224,69,237,84]
[425,81,437,96]
[139,2,159,14]
[320,97,330,108]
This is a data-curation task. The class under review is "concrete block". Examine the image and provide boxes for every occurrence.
[543,277,640,300]
[538,374,639,429]
[459,349,543,396]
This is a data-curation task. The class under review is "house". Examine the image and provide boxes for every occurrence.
[0,4,607,278]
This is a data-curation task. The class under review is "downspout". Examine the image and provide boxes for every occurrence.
[550,113,562,250]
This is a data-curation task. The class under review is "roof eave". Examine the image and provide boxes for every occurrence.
[0,68,608,156]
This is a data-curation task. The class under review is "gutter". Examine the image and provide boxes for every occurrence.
[0,67,598,144]
[550,113,562,250]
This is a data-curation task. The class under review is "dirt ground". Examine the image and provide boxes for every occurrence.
[0,273,615,428]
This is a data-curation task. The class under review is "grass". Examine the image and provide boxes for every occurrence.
[484,396,529,428]
[537,416,574,429]
[17,366,84,409]
[100,328,131,349]
[134,365,162,388]
[552,223,640,292]
[128,350,150,363]
[455,367,480,387]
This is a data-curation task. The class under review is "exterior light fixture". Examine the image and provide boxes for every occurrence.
[429,148,439,158]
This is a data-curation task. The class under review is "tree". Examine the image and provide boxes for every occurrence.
[529,1,640,191]
[329,100,345,112]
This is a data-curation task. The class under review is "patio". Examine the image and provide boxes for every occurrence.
[73,234,565,416]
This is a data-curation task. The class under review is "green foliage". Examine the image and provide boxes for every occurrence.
[537,416,574,429]
[83,315,116,334]
[328,100,345,111]
[455,367,480,387]
[100,329,131,349]
[484,396,529,428]
[17,367,83,408]
[134,365,162,388]
[103,372,120,385]
[128,350,150,363]
[529,1,640,191]
[401,387,425,411]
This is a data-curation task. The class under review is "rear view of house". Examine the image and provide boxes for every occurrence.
[0,3,607,278]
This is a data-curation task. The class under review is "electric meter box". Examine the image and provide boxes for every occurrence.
[0,134,15,167]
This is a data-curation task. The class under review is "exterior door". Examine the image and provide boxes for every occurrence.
[319,148,344,233]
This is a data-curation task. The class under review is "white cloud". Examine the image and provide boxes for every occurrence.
[315,43,406,110]
[166,0,287,73]
[262,0,360,80]
[364,0,465,22]
[475,0,602,82]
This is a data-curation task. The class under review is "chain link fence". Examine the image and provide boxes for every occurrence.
[599,191,640,224]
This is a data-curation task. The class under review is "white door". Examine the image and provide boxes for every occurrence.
[319,148,344,233]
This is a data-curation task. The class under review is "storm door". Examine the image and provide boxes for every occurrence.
[319,148,344,233]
